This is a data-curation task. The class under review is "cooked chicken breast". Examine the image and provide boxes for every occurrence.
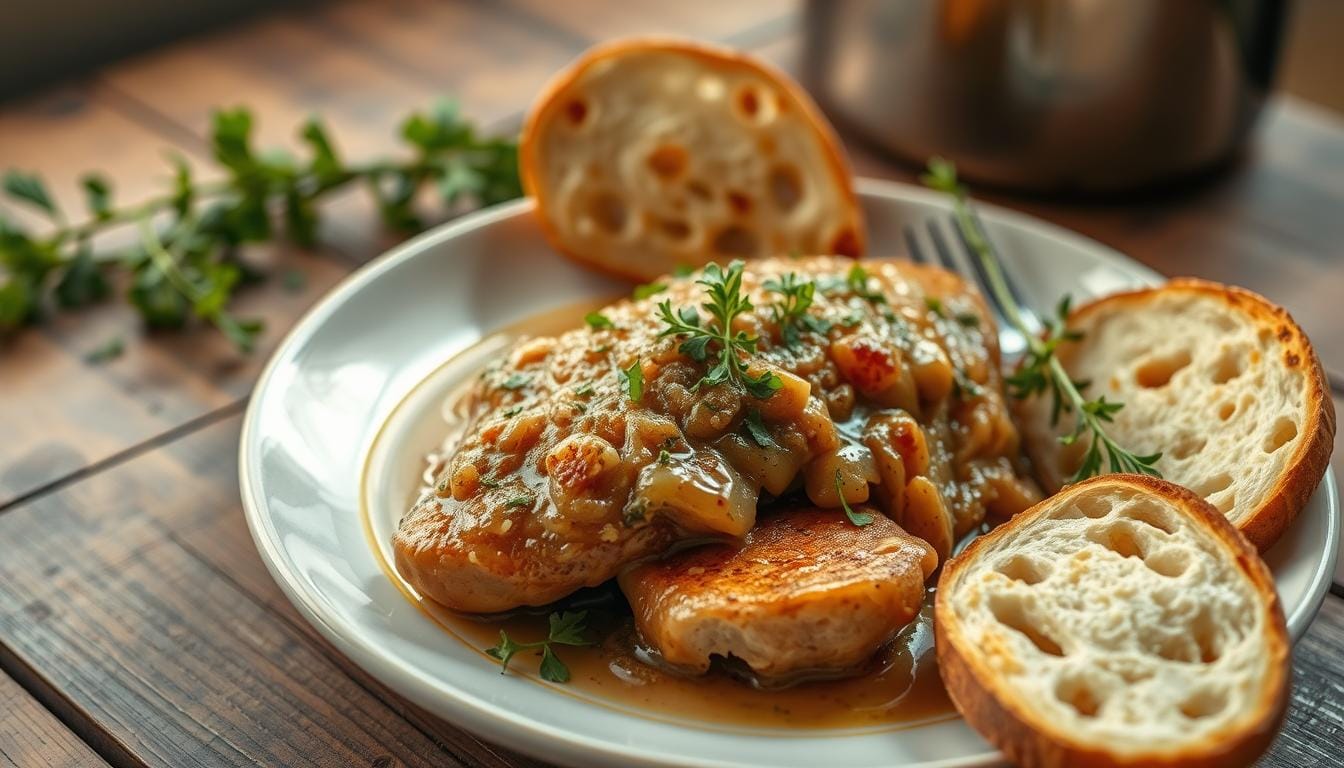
[395,256,1038,612]
[620,508,937,677]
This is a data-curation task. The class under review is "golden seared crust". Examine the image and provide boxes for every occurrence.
[935,475,1291,768]
[621,508,936,677]
[1016,278,1334,551]
[521,37,864,281]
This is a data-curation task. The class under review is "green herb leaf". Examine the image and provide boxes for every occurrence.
[620,359,644,402]
[955,312,980,328]
[584,312,615,330]
[504,495,533,508]
[80,174,112,220]
[846,264,886,304]
[501,373,531,390]
[922,158,1160,483]
[480,477,503,489]
[743,409,779,449]
[484,630,522,673]
[547,611,590,646]
[672,264,695,277]
[633,281,668,300]
[924,296,945,317]
[2,170,58,217]
[573,382,595,397]
[501,405,524,417]
[83,337,124,364]
[484,611,592,682]
[835,470,874,526]
[54,245,109,308]
[538,645,570,683]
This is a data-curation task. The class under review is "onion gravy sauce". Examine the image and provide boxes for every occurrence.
[388,301,956,730]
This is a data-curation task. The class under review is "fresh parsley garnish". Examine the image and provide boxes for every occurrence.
[500,405,523,417]
[504,495,534,508]
[485,611,594,683]
[633,281,668,300]
[672,264,695,277]
[846,264,887,304]
[764,272,830,346]
[657,448,672,465]
[834,470,874,526]
[743,409,779,449]
[922,157,1161,482]
[573,382,595,397]
[620,359,644,402]
[584,312,615,330]
[500,373,531,391]
[955,311,980,328]
[924,296,945,317]
[656,260,783,398]
[480,477,503,489]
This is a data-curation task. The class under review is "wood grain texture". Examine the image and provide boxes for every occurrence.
[0,667,108,768]
[1259,596,1344,767]
[0,415,547,768]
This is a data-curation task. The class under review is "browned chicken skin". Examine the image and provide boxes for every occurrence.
[394,256,1038,613]
[620,508,937,678]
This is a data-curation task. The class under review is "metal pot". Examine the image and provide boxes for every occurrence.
[801,0,1290,193]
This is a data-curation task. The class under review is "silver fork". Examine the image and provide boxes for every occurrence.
[904,214,1042,364]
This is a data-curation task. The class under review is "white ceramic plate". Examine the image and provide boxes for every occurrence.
[242,179,1340,768]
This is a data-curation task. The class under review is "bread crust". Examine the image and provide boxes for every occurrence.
[520,37,865,282]
[935,474,1291,768]
[1017,279,1334,551]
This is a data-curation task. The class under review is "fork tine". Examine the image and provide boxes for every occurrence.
[924,219,1010,333]
[903,224,930,264]
[958,210,1042,334]
[924,217,1026,360]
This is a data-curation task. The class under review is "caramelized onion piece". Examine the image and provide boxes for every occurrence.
[628,448,757,537]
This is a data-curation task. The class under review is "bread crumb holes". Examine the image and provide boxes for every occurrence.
[1135,349,1191,388]
[587,192,627,235]
[712,225,759,257]
[1209,348,1247,384]
[990,595,1064,656]
[1190,473,1233,498]
[1088,521,1146,560]
[996,554,1050,585]
[647,145,688,180]
[1055,676,1101,717]
[1217,401,1236,421]
[1124,500,1177,534]
[564,99,589,127]
[1264,417,1298,453]
[769,164,803,212]
[1144,548,1190,578]
[1180,689,1228,719]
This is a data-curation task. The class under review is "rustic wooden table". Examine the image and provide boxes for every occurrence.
[0,2,1340,766]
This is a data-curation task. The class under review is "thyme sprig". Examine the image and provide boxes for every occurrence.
[485,611,594,683]
[764,271,830,346]
[921,158,1161,482]
[0,101,520,352]
[656,260,783,399]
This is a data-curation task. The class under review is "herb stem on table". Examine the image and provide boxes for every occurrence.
[0,101,520,352]
[920,158,1161,482]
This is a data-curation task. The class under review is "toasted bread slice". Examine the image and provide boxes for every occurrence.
[520,38,864,281]
[1016,279,1334,551]
[620,508,936,678]
[935,475,1290,768]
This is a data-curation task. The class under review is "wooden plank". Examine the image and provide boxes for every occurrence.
[0,84,353,507]
[1260,595,1344,767]
[0,415,545,768]
[0,412,1341,765]
[0,667,108,768]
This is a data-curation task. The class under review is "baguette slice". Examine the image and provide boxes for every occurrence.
[936,475,1290,768]
[520,38,864,281]
[1016,279,1334,551]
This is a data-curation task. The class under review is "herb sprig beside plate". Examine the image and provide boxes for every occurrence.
[921,158,1162,482]
[0,101,520,352]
